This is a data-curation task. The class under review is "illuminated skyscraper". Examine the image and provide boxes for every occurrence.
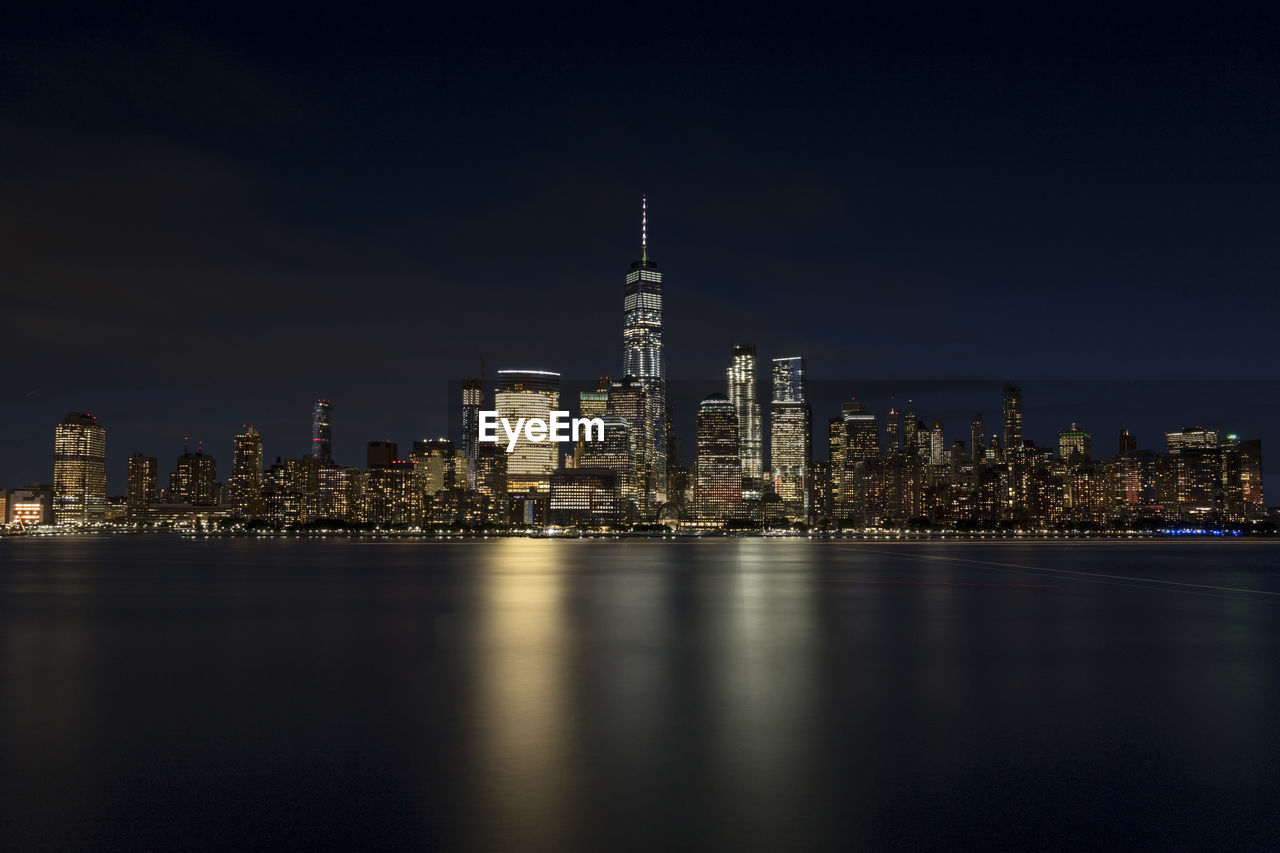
[411,438,457,497]
[53,412,107,525]
[580,413,636,513]
[495,369,560,493]
[694,394,742,523]
[840,401,880,521]
[311,399,332,462]
[904,401,918,449]
[474,443,508,502]
[228,426,264,517]
[1058,423,1092,463]
[579,377,611,419]
[929,419,945,464]
[843,401,880,461]
[828,417,846,507]
[770,356,803,403]
[363,460,421,527]
[573,377,612,469]
[970,416,985,463]
[885,407,901,455]
[1002,384,1023,456]
[769,357,809,517]
[461,379,483,490]
[126,452,158,521]
[169,450,217,505]
[1165,426,1218,452]
[727,344,763,498]
[316,464,360,522]
[622,196,666,506]
[607,375,652,511]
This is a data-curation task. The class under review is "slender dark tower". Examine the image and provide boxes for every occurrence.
[461,378,483,489]
[1002,384,1023,456]
[311,399,332,462]
[622,195,667,507]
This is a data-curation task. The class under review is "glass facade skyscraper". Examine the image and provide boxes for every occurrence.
[126,452,158,521]
[970,415,985,463]
[53,412,107,525]
[461,379,482,489]
[495,369,560,493]
[694,394,742,522]
[727,343,763,497]
[581,413,637,514]
[228,426,264,517]
[169,451,218,505]
[1002,384,1022,457]
[769,356,809,518]
[311,399,332,462]
[622,196,666,508]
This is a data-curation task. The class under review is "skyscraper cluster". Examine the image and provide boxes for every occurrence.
[8,201,1269,532]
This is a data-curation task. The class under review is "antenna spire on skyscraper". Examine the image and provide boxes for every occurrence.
[641,194,647,263]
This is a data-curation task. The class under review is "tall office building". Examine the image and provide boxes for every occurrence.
[53,412,107,525]
[843,401,880,461]
[363,460,421,527]
[727,344,763,496]
[495,369,560,493]
[311,399,332,462]
[573,377,612,469]
[622,196,666,506]
[581,413,637,513]
[1223,436,1264,520]
[607,375,652,511]
[579,377,611,419]
[769,357,809,516]
[411,438,457,497]
[828,417,847,506]
[169,450,218,505]
[929,419,946,464]
[1002,384,1023,457]
[316,464,360,522]
[461,379,483,489]
[1058,423,1092,462]
[1165,427,1218,453]
[970,416,985,463]
[841,401,880,523]
[474,443,508,502]
[694,394,743,522]
[228,426,264,517]
[904,401,918,450]
[126,452,158,521]
[771,356,804,403]
[885,407,901,455]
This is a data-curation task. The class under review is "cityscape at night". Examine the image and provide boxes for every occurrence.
[8,201,1271,535]
[4,4,1279,851]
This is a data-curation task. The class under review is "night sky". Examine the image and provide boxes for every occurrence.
[3,4,1278,493]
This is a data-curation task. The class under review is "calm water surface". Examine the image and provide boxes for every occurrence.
[1,537,1278,850]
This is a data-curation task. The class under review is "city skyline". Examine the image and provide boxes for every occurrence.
[4,193,1278,498]
[7,197,1270,530]
[5,6,1278,497]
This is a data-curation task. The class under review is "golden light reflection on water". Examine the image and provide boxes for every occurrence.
[709,540,825,844]
[467,538,581,850]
